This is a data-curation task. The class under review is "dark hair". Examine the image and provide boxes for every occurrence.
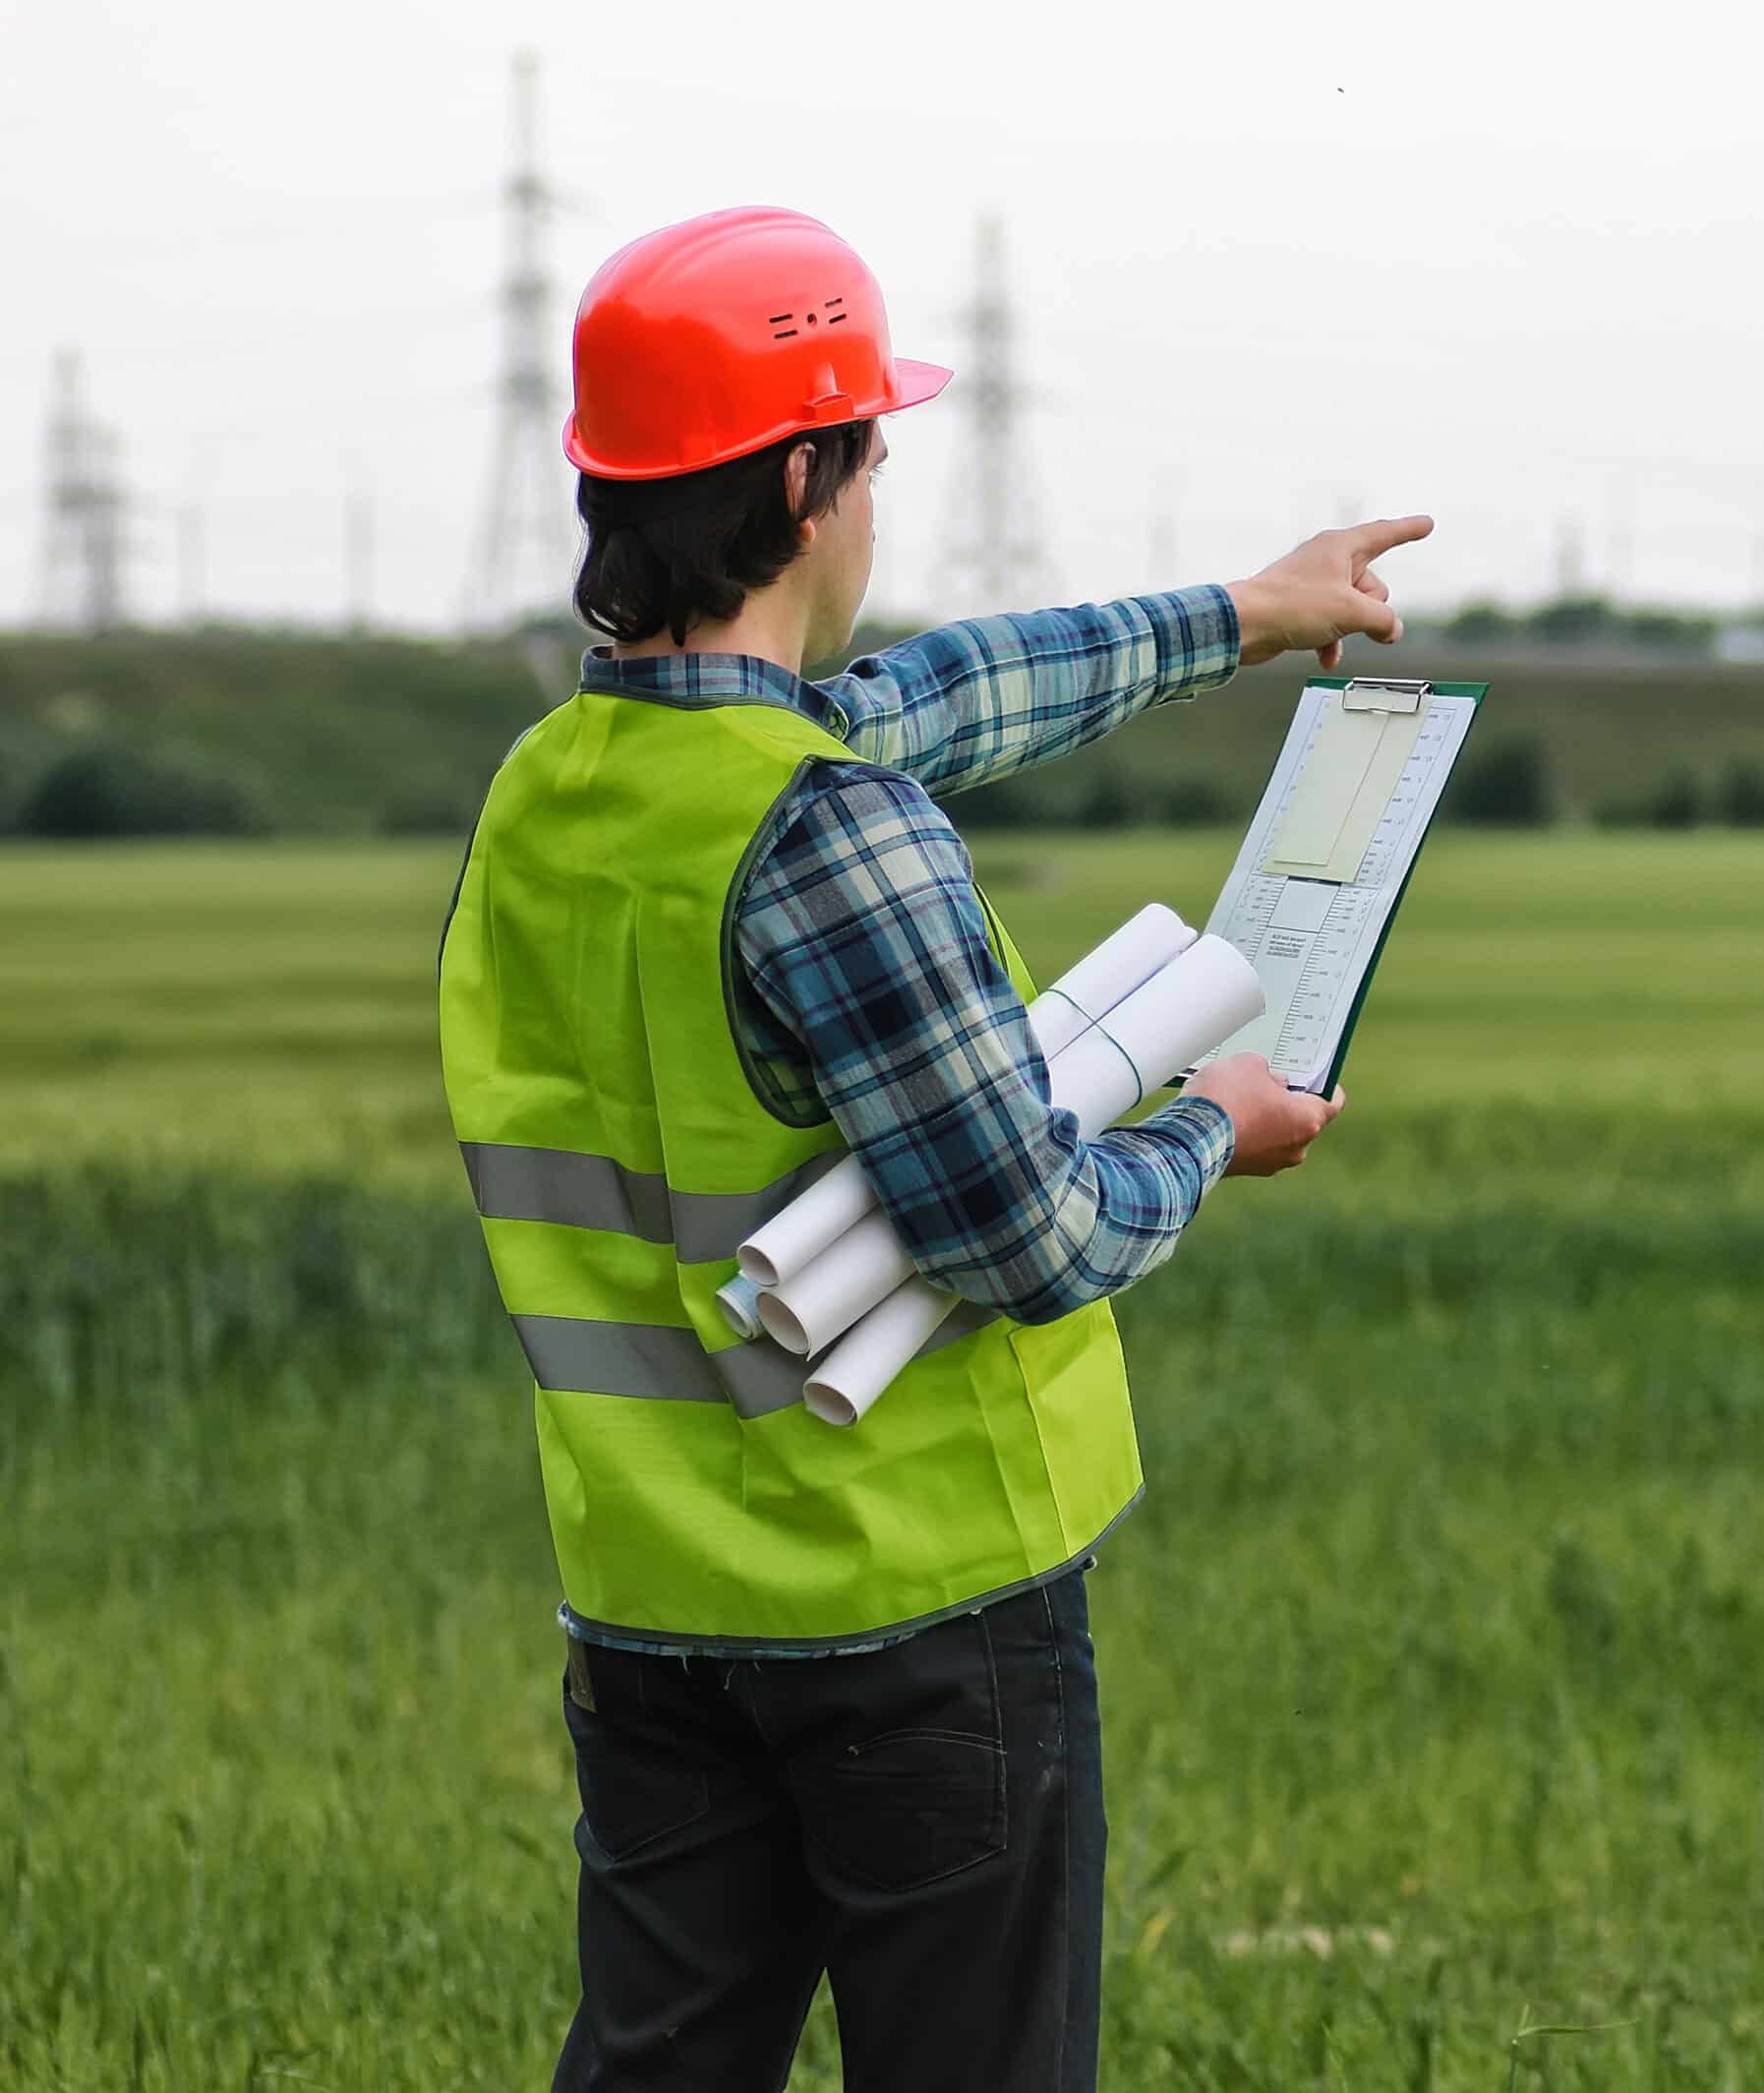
[572,420,874,646]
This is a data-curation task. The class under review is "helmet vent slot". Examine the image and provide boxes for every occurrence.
[769,299,845,338]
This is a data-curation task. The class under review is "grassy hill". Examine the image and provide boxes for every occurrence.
[2,621,1759,837]
[0,626,576,837]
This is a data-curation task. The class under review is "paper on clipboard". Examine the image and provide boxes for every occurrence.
[1260,694,1432,883]
[1197,677,1482,1095]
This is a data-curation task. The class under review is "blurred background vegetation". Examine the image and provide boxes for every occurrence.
[6,606,1764,846]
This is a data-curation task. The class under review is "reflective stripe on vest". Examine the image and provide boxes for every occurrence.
[509,1297,999,1420]
[510,1313,797,1418]
[460,1141,840,1265]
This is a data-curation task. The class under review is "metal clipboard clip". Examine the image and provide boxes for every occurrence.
[1342,677,1432,713]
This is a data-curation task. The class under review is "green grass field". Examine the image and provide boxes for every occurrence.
[3,832,1762,2090]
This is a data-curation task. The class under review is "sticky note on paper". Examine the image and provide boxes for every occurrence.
[1261,694,1431,884]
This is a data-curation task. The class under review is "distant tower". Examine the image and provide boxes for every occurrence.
[346,491,375,635]
[39,349,127,631]
[942,215,1044,613]
[466,53,570,629]
[1554,515,1585,598]
[1604,515,1634,603]
[1603,471,1635,603]
[177,503,206,627]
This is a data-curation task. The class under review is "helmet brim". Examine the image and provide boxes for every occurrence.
[884,357,956,413]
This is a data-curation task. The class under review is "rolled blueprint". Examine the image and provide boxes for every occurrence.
[737,1157,877,1290]
[714,1272,768,1342]
[734,903,1196,1294]
[768,935,1265,1362]
[803,1281,960,1427]
[1025,900,1199,1061]
[1031,933,1266,1132]
[757,1208,915,1355]
[800,933,1265,1421]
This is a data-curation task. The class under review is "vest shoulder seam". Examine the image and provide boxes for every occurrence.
[574,679,841,734]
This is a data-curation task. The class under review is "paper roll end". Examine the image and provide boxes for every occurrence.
[736,1246,778,1287]
[802,1382,857,1427]
[715,1281,763,1342]
[756,1292,812,1356]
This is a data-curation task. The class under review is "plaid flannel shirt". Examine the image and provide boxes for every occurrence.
[562,583,1241,1659]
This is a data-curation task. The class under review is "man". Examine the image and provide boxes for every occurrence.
[439,204,1431,2092]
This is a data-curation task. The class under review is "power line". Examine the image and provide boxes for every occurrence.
[0,305,489,380]
[21,192,497,271]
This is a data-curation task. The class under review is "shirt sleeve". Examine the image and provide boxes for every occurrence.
[733,762,1235,1325]
[815,584,1238,800]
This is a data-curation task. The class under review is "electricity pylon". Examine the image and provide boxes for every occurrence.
[466,53,573,630]
[39,349,127,631]
[941,215,1046,615]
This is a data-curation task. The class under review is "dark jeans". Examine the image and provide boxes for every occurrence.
[553,1564,1105,2093]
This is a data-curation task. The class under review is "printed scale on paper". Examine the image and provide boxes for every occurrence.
[1196,677,1483,1095]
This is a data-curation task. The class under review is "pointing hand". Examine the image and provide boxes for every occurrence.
[1226,515,1435,671]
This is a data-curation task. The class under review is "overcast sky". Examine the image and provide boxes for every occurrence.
[5,0,1762,635]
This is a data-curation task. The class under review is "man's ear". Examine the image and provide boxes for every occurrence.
[785,441,817,527]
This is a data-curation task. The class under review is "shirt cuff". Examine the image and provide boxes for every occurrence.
[1134,582,1241,703]
[1144,1090,1237,1190]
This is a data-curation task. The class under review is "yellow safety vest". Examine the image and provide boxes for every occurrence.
[439,680,1142,1651]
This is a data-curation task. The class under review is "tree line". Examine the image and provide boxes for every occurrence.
[4,623,1762,839]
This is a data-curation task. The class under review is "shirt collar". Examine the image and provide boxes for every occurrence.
[576,644,848,739]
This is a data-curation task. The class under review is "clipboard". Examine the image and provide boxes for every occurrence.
[1193,674,1491,1095]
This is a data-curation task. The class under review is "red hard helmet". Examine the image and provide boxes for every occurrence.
[562,205,953,481]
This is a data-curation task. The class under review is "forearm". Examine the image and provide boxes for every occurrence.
[888,1093,1235,1325]
[823,584,1239,797]
[735,769,1237,1326]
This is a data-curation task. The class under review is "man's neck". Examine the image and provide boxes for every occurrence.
[612,592,814,678]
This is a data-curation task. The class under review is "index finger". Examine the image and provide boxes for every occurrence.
[1345,513,1434,566]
